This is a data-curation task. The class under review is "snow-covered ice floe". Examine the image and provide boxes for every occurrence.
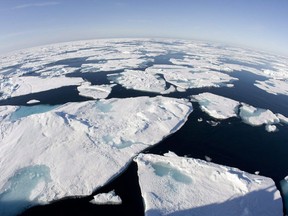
[77,82,115,99]
[192,92,288,131]
[0,76,84,100]
[191,92,240,119]
[0,96,192,216]
[254,79,288,96]
[109,64,238,94]
[90,190,122,205]
[134,152,282,216]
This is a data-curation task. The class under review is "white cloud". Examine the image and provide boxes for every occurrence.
[13,2,60,10]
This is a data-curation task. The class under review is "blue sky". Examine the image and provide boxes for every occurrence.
[0,0,287,55]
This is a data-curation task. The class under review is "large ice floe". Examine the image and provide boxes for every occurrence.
[0,76,84,100]
[135,152,282,216]
[254,79,288,96]
[192,92,288,132]
[109,64,238,93]
[0,96,192,216]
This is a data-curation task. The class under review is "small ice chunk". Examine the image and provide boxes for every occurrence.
[265,124,277,133]
[26,99,40,104]
[192,92,240,119]
[276,113,288,124]
[90,190,122,205]
[206,120,220,126]
[205,155,212,162]
[134,152,282,216]
[197,118,203,122]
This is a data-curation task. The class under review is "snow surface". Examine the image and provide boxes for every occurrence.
[192,92,240,119]
[135,152,282,216]
[192,92,288,131]
[146,65,238,91]
[255,79,288,96]
[239,104,280,126]
[0,96,192,216]
[90,190,122,205]
[77,82,115,99]
[0,76,84,100]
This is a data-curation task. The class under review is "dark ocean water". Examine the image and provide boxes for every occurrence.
[0,53,287,215]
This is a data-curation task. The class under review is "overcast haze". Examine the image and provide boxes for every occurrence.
[0,0,287,56]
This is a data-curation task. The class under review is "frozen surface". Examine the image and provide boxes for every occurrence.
[239,104,280,126]
[0,96,192,215]
[108,69,175,94]
[90,190,122,205]
[135,152,282,216]
[146,65,238,91]
[0,76,84,100]
[255,79,288,96]
[192,92,288,131]
[192,92,240,119]
[77,82,115,99]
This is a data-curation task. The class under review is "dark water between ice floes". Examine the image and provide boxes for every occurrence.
[1,52,287,215]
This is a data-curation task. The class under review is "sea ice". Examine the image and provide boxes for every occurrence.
[239,104,280,126]
[90,190,122,205]
[0,76,84,100]
[192,92,240,119]
[0,96,192,215]
[146,65,238,90]
[265,124,277,133]
[134,152,282,216]
[77,82,115,99]
[254,79,288,96]
[108,69,175,94]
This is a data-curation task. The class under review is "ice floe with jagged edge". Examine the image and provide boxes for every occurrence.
[90,190,122,205]
[254,79,288,96]
[191,92,288,132]
[0,96,192,216]
[77,82,116,99]
[108,69,175,94]
[134,152,282,216]
[0,76,85,100]
[109,65,238,93]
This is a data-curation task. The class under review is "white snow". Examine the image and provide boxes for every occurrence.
[108,69,175,94]
[0,76,84,100]
[146,65,238,91]
[265,125,277,133]
[239,104,280,126]
[26,99,40,104]
[192,92,240,119]
[0,96,192,215]
[192,92,288,131]
[77,82,115,99]
[255,79,288,96]
[90,190,122,205]
[134,152,282,216]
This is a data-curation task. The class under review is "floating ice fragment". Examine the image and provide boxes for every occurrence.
[90,190,122,205]
[265,124,277,133]
[77,82,115,99]
[134,152,282,216]
[26,99,40,104]
[0,76,84,100]
[192,92,240,119]
[239,104,280,126]
[255,79,288,96]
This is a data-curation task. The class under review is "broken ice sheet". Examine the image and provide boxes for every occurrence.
[0,96,192,215]
[77,82,115,99]
[134,152,282,216]
[254,79,288,96]
[192,92,240,119]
